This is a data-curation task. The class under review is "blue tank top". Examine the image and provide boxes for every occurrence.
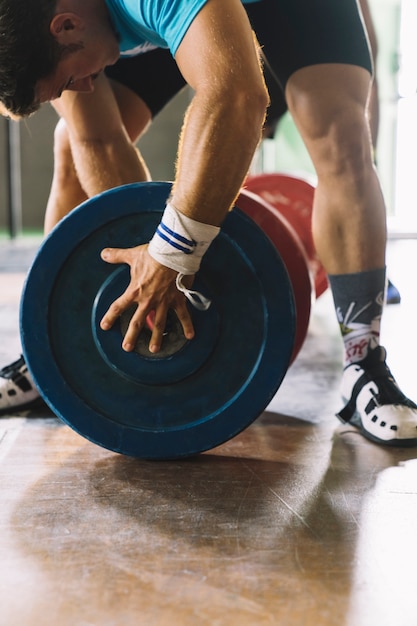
[105,0,260,57]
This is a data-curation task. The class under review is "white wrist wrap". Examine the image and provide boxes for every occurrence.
[148,203,220,275]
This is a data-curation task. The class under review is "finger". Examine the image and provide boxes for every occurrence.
[122,309,147,352]
[101,247,132,265]
[100,292,135,331]
[148,307,169,354]
[175,302,195,341]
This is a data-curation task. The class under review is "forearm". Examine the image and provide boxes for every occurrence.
[53,74,151,198]
[172,0,268,226]
[171,85,266,225]
[70,135,150,197]
[102,0,269,354]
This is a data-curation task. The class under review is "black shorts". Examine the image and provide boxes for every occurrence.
[105,0,372,128]
[246,0,372,87]
[105,48,187,118]
[246,0,372,130]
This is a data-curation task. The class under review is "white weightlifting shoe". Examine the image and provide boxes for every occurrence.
[0,355,43,416]
[337,346,417,446]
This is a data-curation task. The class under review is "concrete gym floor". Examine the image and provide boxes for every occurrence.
[1,237,417,626]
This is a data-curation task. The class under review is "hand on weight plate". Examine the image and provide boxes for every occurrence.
[99,244,195,353]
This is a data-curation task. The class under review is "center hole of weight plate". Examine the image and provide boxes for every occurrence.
[119,306,188,358]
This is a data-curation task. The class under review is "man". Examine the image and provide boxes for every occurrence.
[1,0,416,446]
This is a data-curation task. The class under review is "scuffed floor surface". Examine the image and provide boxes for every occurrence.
[1,238,417,626]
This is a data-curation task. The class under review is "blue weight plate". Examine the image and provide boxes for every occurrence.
[20,182,296,459]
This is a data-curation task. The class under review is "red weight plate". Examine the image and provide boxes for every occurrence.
[245,173,328,298]
[237,189,314,364]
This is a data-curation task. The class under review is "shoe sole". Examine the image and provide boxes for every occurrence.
[348,410,417,447]
[0,396,47,417]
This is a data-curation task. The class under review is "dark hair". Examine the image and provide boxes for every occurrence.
[0,0,66,117]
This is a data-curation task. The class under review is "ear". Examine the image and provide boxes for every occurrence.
[50,13,84,43]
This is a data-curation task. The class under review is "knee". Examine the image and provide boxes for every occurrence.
[54,118,75,175]
[53,118,71,158]
[52,119,79,183]
[311,111,374,180]
[110,80,153,143]
[333,112,371,161]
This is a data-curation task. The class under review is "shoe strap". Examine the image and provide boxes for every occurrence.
[338,362,417,423]
[0,356,25,380]
[338,371,370,423]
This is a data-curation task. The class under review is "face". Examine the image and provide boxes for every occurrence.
[35,15,120,104]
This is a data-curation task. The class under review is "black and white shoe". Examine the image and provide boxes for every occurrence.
[0,355,43,416]
[337,346,417,446]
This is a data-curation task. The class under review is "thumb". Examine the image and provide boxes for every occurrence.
[101,247,132,265]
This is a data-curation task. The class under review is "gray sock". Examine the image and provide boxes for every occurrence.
[328,267,386,364]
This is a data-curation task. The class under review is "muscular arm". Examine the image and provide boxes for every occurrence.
[172,0,268,224]
[101,0,269,352]
[52,72,151,195]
